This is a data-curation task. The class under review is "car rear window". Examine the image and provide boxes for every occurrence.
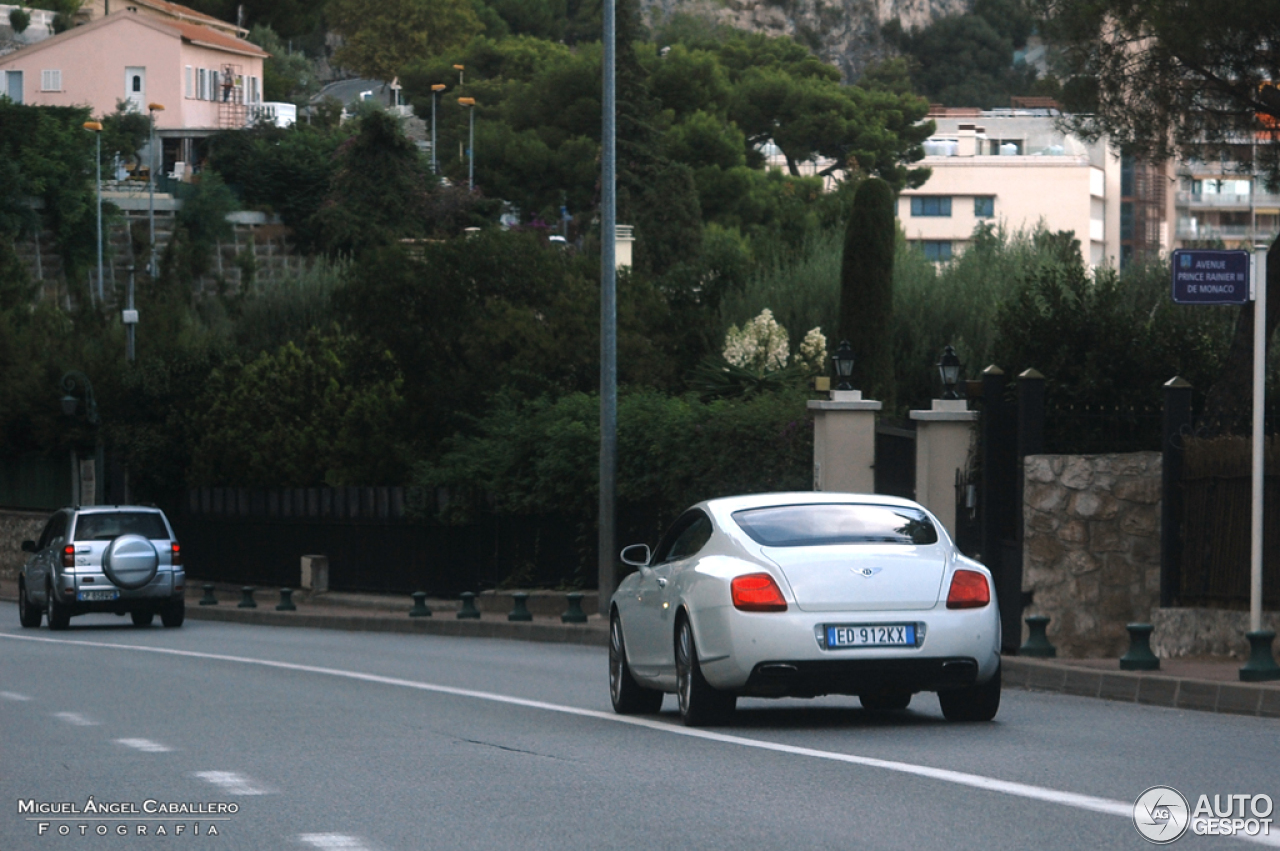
[732,504,938,547]
[73,512,169,542]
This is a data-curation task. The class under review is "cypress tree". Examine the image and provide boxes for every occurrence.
[837,177,896,407]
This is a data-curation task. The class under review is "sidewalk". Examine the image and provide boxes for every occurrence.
[1,578,1276,718]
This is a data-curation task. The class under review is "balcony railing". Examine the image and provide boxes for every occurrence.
[1175,223,1280,241]
[1176,192,1280,209]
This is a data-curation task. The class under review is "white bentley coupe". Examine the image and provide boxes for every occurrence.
[608,492,1002,726]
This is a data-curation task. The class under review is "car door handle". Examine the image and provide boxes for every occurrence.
[656,578,667,588]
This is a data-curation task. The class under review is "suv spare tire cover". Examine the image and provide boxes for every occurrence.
[103,534,159,590]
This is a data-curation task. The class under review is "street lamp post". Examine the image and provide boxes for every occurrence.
[60,371,101,506]
[147,102,164,277]
[453,64,465,86]
[431,84,445,175]
[458,97,476,190]
[83,121,103,304]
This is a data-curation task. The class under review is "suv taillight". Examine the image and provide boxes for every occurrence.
[62,545,75,568]
[171,542,182,566]
[731,573,788,612]
[946,569,990,609]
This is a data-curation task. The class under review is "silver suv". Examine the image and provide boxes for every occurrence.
[18,506,186,630]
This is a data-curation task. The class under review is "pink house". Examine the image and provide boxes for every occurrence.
[0,9,267,170]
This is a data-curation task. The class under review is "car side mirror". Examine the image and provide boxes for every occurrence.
[21,540,36,553]
[619,544,651,569]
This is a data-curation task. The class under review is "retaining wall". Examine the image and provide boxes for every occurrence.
[1022,452,1162,657]
[0,509,48,581]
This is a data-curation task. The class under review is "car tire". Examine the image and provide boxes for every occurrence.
[609,612,662,714]
[18,580,42,628]
[131,611,155,627]
[860,690,912,712]
[939,662,1001,722]
[675,616,735,727]
[160,600,185,628]
[46,584,70,631]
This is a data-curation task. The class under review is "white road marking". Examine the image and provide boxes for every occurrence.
[192,770,272,795]
[296,834,375,850]
[115,737,173,753]
[54,712,99,726]
[1,691,32,700]
[4,632,1276,847]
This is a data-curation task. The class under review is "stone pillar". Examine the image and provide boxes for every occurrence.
[910,399,978,537]
[807,390,881,493]
[300,555,329,593]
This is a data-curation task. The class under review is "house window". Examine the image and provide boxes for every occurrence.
[910,196,952,217]
[185,66,193,98]
[974,196,995,218]
[920,241,953,262]
[40,70,61,91]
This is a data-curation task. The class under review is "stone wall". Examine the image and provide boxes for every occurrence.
[0,509,49,581]
[1152,608,1280,659]
[1022,452,1162,657]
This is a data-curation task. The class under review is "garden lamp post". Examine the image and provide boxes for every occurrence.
[453,64,465,86]
[938,345,962,399]
[832,340,855,391]
[147,102,165,277]
[60,371,101,505]
[430,83,445,174]
[458,97,476,190]
[83,120,103,304]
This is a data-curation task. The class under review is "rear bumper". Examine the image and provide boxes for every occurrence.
[742,656,980,698]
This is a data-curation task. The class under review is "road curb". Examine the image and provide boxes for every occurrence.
[183,603,610,646]
[1003,657,1280,719]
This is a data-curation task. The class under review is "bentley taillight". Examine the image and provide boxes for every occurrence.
[731,573,788,612]
[946,569,990,609]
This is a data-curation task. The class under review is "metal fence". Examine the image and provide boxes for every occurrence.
[1043,403,1163,455]
[174,487,582,596]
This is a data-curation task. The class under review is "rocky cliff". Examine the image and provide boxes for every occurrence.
[641,0,969,80]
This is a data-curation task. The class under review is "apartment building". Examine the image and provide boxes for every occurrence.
[898,109,1136,267]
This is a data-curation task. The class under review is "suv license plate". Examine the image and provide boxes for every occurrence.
[826,624,915,648]
[77,590,119,602]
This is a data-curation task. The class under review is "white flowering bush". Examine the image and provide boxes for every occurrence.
[796,327,828,376]
[723,308,791,372]
[723,309,827,376]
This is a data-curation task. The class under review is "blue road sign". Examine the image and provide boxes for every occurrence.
[1171,249,1251,305]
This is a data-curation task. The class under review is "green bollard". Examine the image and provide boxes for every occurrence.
[1239,630,1280,682]
[561,592,588,624]
[276,588,297,611]
[199,584,218,606]
[409,591,432,618]
[238,586,257,609]
[1018,614,1056,657]
[1119,623,1159,670]
[508,592,533,622]
[456,592,481,619]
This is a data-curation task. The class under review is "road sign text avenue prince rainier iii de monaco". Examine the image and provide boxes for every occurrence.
[1171,249,1251,305]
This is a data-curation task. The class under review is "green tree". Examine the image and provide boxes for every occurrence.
[327,0,483,81]
[248,24,319,106]
[1043,0,1280,431]
[838,177,896,405]
[309,111,434,256]
[188,330,408,487]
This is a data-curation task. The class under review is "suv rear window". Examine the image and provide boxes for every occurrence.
[732,504,938,547]
[73,512,169,542]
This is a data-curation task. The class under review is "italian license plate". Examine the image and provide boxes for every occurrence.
[826,623,915,648]
[77,590,119,602]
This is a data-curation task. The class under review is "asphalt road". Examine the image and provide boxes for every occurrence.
[2,608,1277,851]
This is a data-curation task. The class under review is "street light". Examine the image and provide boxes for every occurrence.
[458,97,476,190]
[831,340,855,391]
[453,64,465,86]
[60,370,100,506]
[83,121,103,304]
[937,345,962,399]
[430,83,445,175]
[147,102,164,277]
